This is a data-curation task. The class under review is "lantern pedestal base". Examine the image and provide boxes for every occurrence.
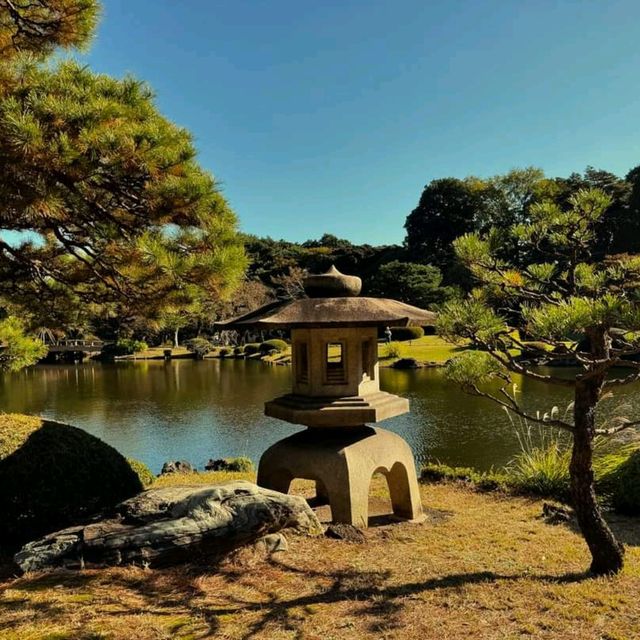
[257,426,423,528]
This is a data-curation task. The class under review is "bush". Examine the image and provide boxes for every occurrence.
[259,339,288,354]
[103,338,148,357]
[205,456,254,472]
[233,346,244,356]
[127,458,155,487]
[218,347,230,358]
[384,341,402,359]
[392,357,419,369]
[243,343,260,355]
[597,448,640,515]
[0,414,143,547]
[185,337,213,359]
[420,463,507,491]
[391,326,424,341]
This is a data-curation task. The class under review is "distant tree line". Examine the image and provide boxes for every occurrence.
[18,165,640,350]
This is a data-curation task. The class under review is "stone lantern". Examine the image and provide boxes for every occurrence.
[220,266,436,527]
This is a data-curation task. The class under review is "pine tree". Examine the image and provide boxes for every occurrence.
[0,1,246,329]
[0,0,98,59]
[438,188,640,575]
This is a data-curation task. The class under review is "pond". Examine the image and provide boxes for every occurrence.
[1,359,639,474]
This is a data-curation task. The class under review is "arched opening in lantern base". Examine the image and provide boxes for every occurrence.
[256,426,424,528]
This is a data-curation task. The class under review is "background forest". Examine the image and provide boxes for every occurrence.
[6,164,640,347]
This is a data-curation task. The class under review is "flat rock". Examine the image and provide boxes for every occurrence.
[15,481,321,572]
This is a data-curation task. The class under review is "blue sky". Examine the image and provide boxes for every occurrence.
[81,0,640,245]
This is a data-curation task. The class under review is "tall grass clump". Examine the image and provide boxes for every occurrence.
[384,341,402,359]
[504,406,572,500]
[505,405,640,509]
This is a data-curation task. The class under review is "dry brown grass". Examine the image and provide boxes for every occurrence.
[1,473,639,640]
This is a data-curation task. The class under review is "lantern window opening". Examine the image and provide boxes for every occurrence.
[325,342,347,385]
[362,338,375,381]
[296,341,309,384]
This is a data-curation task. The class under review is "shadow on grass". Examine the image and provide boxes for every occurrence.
[0,556,593,639]
[549,510,640,547]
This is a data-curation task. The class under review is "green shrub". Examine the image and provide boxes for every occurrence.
[185,337,213,359]
[384,341,402,359]
[205,456,254,472]
[391,326,424,341]
[597,448,640,515]
[104,338,148,357]
[420,463,506,491]
[259,339,288,354]
[233,346,244,356]
[127,458,155,487]
[392,357,419,369]
[218,347,230,358]
[243,343,260,355]
[0,414,143,547]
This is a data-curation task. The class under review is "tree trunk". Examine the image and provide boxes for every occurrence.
[174,328,179,348]
[570,332,624,575]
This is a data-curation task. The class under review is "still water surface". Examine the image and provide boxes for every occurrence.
[1,360,639,473]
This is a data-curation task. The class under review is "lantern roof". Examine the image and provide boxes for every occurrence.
[217,266,437,330]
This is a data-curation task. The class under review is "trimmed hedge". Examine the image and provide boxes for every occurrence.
[259,339,288,354]
[391,326,424,341]
[185,337,213,359]
[127,458,155,487]
[243,343,260,355]
[103,338,148,357]
[0,414,143,547]
[392,357,419,369]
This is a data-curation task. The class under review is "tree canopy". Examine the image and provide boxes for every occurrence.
[366,260,455,308]
[404,166,638,282]
[0,0,246,346]
[0,0,98,59]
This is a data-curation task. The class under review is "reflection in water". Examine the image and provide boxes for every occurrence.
[1,360,639,473]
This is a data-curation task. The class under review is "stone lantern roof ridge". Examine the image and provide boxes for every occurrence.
[217,265,437,330]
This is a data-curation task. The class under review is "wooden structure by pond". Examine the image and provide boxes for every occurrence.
[219,266,436,527]
[40,337,106,363]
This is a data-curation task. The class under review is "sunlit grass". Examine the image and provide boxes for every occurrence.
[2,480,639,639]
[378,335,467,365]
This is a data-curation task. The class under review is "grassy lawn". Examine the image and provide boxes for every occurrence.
[378,335,467,366]
[122,346,192,359]
[261,336,467,368]
[1,472,639,639]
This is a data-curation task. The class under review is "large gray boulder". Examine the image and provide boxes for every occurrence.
[15,481,321,572]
